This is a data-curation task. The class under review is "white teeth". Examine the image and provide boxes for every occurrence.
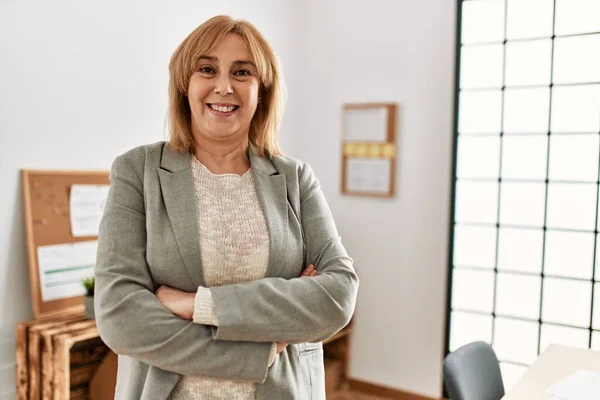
[210,104,235,112]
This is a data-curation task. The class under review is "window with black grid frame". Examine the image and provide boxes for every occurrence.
[445,0,600,391]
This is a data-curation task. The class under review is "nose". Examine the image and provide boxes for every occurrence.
[214,72,233,96]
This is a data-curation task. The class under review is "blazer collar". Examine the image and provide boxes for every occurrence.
[158,141,288,285]
[159,141,278,175]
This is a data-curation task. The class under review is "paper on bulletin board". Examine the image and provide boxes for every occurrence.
[37,240,97,301]
[70,184,110,237]
[346,158,392,194]
[343,107,388,142]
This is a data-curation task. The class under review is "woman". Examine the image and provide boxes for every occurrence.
[94,15,359,400]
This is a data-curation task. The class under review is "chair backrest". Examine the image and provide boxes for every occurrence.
[443,341,505,400]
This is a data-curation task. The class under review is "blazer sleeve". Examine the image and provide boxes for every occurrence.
[94,155,272,381]
[209,162,360,344]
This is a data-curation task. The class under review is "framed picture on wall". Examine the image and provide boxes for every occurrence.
[340,102,398,198]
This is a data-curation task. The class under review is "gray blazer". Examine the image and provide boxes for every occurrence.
[94,141,359,399]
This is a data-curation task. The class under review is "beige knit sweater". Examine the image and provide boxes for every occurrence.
[170,155,277,400]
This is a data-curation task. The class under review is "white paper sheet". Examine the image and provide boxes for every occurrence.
[546,369,600,400]
[70,184,110,237]
[37,241,98,301]
[344,107,388,142]
[346,157,391,194]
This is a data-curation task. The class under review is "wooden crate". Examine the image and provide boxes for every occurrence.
[42,320,97,399]
[16,313,85,400]
[15,315,116,400]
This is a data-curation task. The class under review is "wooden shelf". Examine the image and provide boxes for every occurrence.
[324,321,354,398]
[324,325,353,345]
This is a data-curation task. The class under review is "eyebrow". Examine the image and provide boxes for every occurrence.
[198,56,256,68]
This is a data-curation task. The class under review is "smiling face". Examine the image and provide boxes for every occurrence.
[187,34,260,144]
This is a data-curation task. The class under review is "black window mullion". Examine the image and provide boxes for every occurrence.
[588,121,600,348]
[490,0,509,350]
[536,0,558,355]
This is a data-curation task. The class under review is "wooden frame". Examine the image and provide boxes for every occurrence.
[21,170,109,319]
[340,102,398,198]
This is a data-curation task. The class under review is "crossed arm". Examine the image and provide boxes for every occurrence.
[95,155,359,381]
[155,264,320,358]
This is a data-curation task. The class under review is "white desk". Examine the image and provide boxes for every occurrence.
[502,344,600,400]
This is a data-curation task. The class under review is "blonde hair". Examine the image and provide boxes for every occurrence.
[167,15,285,156]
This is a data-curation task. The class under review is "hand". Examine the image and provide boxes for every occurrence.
[276,342,288,355]
[156,285,195,320]
[299,264,317,278]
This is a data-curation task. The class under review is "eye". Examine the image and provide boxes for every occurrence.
[199,66,215,74]
[234,69,251,77]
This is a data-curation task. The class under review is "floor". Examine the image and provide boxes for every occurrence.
[329,390,392,400]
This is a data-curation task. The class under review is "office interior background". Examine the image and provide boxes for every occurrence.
[1,0,599,399]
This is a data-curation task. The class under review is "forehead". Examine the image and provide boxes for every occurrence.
[207,34,253,61]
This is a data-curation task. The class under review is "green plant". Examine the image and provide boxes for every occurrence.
[82,276,95,296]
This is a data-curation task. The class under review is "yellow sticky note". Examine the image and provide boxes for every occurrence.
[383,144,395,158]
[369,144,380,157]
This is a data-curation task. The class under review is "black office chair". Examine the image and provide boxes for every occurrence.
[443,341,505,400]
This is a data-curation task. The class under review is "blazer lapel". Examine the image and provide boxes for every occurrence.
[249,146,289,278]
[157,144,204,287]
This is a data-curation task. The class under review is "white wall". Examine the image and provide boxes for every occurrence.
[0,1,303,397]
[296,1,457,397]
[1,1,456,398]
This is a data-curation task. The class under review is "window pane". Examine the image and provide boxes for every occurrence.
[553,34,600,85]
[546,183,597,231]
[504,88,550,133]
[505,39,552,86]
[449,311,493,351]
[548,134,600,182]
[457,136,501,179]
[593,283,600,330]
[459,90,503,134]
[460,44,504,89]
[455,181,499,224]
[461,0,505,44]
[545,231,595,280]
[500,182,546,227]
[551,85,600,133]
[453,225,497,268]
[500,362,528,393]
[542,278,592,328]
[495,272,541,319]
[498,228,543,273]
[540,324,590,351]
[506,0,554,40]
[452,268,495,313]
[494,317,539,364]
[555,0,600,36]
[501,135,548,180]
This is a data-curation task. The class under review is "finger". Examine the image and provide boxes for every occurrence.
[310,270,317,276]
[299,264,314,277]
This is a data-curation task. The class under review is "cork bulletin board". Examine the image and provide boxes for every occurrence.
[340,102,398,198]
[21,170,109,319]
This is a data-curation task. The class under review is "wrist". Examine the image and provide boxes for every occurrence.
[186,292,195,320]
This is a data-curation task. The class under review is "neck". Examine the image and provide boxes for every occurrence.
[192,135,251,176]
